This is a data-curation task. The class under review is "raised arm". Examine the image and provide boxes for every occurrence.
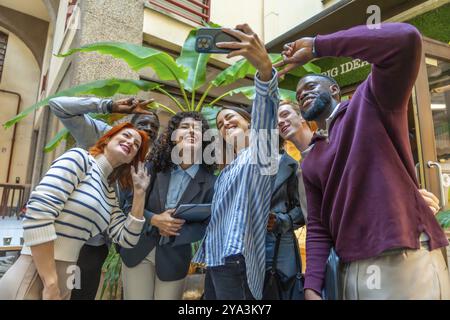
[218,24,278,128]
[49,96,155,149]
[108,162,149,248]
[276,23,422,112]
[314,23,422,111]
[48,97,112,149]
[218,24,280,174]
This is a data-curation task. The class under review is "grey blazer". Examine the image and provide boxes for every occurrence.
[269,153,305,234]
[119,163,216,281]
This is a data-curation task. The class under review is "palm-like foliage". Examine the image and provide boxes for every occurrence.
[437,209,450,229]
[4,79,161,151]
[1,24,320,300]
[99,245,122,300]
[3,25,319,151]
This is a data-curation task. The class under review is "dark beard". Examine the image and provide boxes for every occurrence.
[301,92,332,121]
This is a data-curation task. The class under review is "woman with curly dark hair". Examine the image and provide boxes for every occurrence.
[119,111,216,300]
[149,112,216,173]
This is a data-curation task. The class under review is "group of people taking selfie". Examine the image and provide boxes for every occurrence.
[0,21,448,300]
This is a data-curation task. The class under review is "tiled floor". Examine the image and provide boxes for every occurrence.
[0,255,17,278]
[0,218,22,278]
[0,216,23,247]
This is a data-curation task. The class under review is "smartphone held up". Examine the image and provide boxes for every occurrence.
[195,28,241,54]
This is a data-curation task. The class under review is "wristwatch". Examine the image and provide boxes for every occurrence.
[107,100,114,113]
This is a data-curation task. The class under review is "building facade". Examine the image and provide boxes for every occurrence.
[0,0,448,265]
[0,0,346,189]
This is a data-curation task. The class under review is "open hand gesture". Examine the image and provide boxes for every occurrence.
[112,97,155,115]
[217,24,273,81]
[131,161,150,193]
[273,37,315,78]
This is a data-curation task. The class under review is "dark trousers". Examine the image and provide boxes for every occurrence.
[70,243,109,300]
[204,254,255,300]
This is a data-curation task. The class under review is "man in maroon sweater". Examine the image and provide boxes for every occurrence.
[275,23,449,299]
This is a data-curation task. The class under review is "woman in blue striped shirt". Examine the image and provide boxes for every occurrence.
[0,122,150,300]
[193,24,280,300]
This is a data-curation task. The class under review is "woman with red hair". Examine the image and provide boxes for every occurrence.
[0,122,150,300]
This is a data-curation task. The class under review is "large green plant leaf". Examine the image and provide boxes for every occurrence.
[176,29,210,92]
[57,42,188,81]
[279,88,297,102]
[212,58,255,87]
[437,210,450,229]
[211,54,279,87]
[44,128,69,152]
[212,53,320,88]
[211,54,280,87]
[201,105,221,130]
[224,86,296,102]
[100,246,122,300]
[226,86,255,99]
[288,62,322,76]
[4,78,160,129]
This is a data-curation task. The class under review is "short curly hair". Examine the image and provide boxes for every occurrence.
[149,112,215,173]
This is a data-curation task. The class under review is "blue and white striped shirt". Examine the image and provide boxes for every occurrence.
[193,69,280,299]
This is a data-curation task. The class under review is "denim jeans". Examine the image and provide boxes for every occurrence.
[204,254,255,300]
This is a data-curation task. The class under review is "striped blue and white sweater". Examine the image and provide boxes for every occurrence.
[21,148,145,262]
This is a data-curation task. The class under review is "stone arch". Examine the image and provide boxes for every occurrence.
[0,4,50,68]
[0,25,42,184]
[42,0,59,24]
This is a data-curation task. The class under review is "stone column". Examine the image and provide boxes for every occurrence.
[31,107,50,189]
[71,0,146,85]
[32,1,146,185]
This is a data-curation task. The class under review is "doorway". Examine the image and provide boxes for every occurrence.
[413,37,450,211]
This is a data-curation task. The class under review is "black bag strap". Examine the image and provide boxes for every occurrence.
[292,231,303,277]
[271,234,282,273]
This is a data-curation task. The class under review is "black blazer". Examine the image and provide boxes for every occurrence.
[119,163,216,281]
[269,153,305,234]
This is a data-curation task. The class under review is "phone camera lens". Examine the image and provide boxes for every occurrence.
[198,38,210,49]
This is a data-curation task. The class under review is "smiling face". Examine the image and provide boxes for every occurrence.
[216,109,250,146]
[278,104,303,140]
[173,117,203,152]
[104,128,142,167]
[296,75,339,121]
[132,114,159,142]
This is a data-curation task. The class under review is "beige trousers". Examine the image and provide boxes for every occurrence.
[121,248,186,300]
[0,255,74,300]
[341,244,450,300]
